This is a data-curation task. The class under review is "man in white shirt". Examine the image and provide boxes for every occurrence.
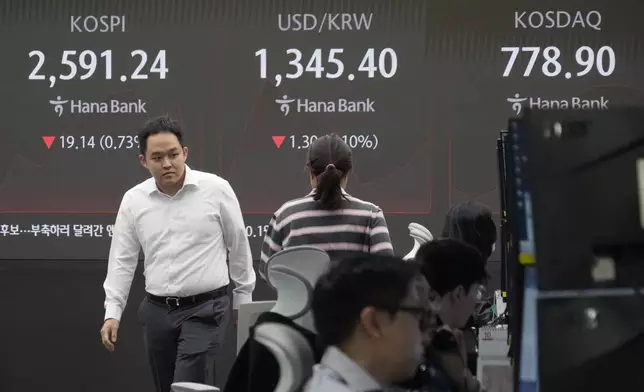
[305,254,431,392]
[100,115,256,392]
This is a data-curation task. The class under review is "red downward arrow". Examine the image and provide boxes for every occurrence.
[272,135,286,149]
[42,136,55,150]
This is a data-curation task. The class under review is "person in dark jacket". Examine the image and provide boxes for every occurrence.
[398,239,488,392]
[398,327,481,392]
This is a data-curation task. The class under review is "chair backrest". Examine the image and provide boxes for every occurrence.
[237,300,277,354]
[253,321,316,392]
[403,222,433,260]
[171,382,219,392]
[266,246,331,331]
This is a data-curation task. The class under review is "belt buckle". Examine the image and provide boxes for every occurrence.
[165,297,180,307]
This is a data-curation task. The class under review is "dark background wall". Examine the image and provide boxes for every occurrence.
[0,260,276,392]
[0,259,500,392]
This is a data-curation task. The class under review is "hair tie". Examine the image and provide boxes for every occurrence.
[325,164,336,171]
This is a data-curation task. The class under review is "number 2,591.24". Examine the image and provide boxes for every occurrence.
[28,49,169,83]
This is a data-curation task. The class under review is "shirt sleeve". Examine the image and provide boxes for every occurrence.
[103,193,141,322]
[220,180,256,309]
[368,208,394,255]
[259,214,283,280]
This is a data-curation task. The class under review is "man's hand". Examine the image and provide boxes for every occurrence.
[100,319,120,352]
[433,326,469,390]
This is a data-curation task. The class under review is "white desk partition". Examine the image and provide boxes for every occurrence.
[171,382,219,392]
[237,300,277,354]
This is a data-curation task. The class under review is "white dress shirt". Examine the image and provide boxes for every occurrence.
[103,165,256,321]
[304,346,383,392]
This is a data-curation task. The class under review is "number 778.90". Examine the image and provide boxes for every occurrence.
[500,46,615,78]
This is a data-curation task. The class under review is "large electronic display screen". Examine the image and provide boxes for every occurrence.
[1,0,643,260]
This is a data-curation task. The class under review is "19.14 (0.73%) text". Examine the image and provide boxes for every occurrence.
[40,135,140,151]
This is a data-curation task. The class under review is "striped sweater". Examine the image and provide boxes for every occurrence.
[260,191,394,272]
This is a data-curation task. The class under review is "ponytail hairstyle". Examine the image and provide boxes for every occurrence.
[306,134,353,210]
[441,201,497,261]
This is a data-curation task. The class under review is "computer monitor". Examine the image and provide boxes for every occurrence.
[511,107,644,392]
[518,267,538,392]
[520,106,644,291]
[506,117,539,392]
[496,131,509,295]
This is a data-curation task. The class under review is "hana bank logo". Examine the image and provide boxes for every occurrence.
[507,92,609,115]
[50,96,69,117]
[274,94,376,115]
[48,96,148,116]
[507,93,528,115]
[276,95,296,116]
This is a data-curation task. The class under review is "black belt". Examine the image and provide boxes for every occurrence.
[147,285,228,308]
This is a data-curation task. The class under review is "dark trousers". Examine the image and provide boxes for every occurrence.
[138,294,230,392]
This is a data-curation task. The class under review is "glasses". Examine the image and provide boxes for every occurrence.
[474,284,486,301]
[398,306,436,331]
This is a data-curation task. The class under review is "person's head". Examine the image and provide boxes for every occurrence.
[138,115,188,193]
[415,239,488,328]
[312,254,429,384]
[306,134,353,209]
[441,201,497,260]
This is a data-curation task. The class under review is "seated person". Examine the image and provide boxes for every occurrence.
[224,309,324,392]
[399,239,488,392]
[441,201,497,262]
[441,201,497,373]
[305,254,430,392]
[259,134,394,278]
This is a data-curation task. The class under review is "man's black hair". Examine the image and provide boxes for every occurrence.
[311,254,420,347]
[441,201,497,260]
[138,115,184,155]
[415,239,488,296]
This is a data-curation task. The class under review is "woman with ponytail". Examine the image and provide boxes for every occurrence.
[259,133,394,274]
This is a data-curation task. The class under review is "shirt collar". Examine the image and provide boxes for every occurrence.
[145,164,198,195]
[307,188,349,197]
[319,346,382,391]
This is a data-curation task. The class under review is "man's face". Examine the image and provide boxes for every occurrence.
[139,132,188,188]
[448,283,483,328]
[377,276,428,381]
